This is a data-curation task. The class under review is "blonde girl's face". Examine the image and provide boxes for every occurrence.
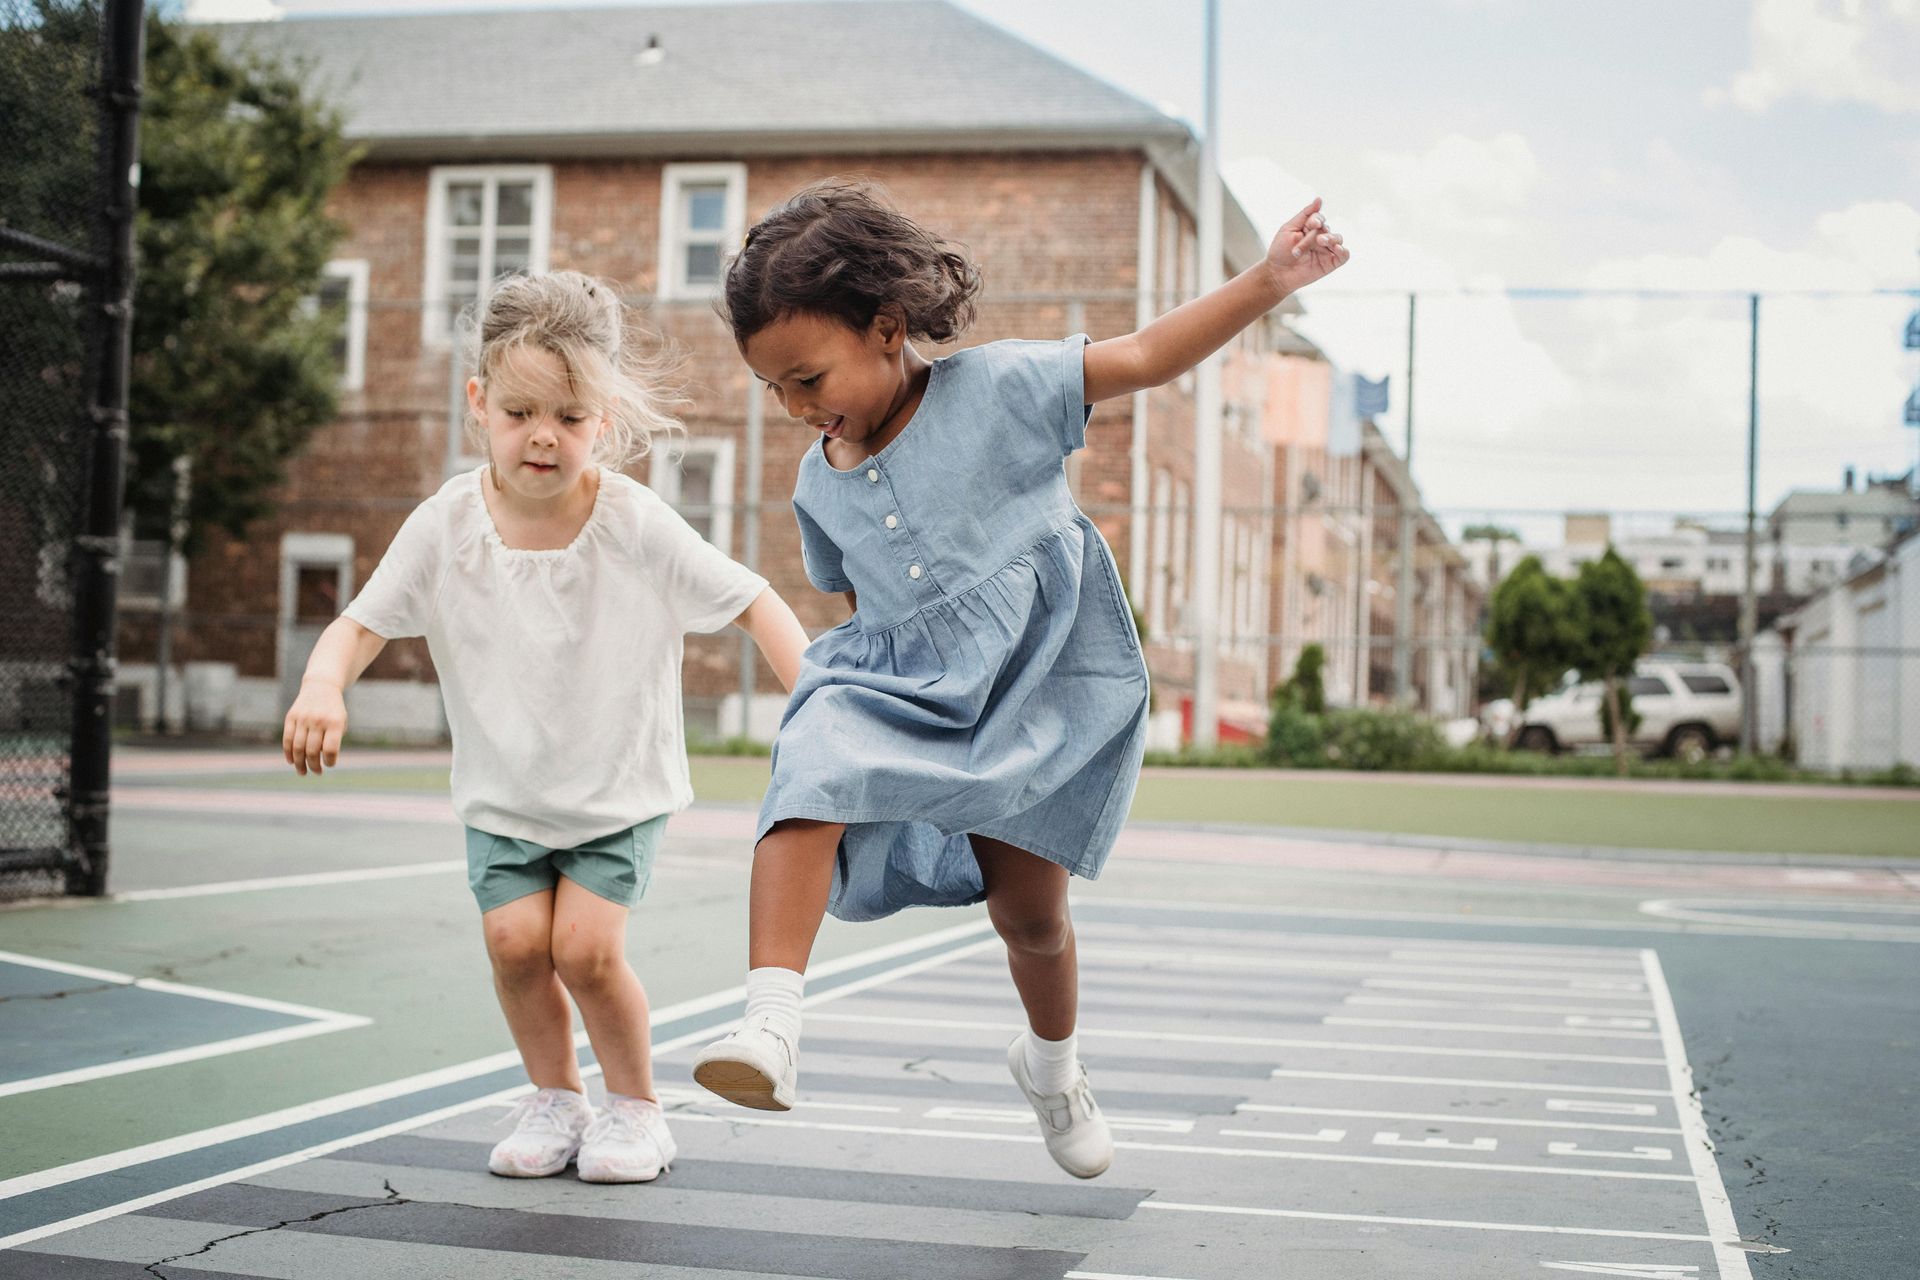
[467,346,608,502]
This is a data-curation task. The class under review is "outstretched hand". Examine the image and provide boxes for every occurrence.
[1265,198,1349,296]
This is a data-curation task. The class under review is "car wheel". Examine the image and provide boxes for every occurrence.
[1666,726,1712,764]
[1516,726,1557,755]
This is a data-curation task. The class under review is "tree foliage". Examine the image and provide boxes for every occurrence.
[127,13,356,548]
[1484,555,1581,718]
[1573,548,1653,775]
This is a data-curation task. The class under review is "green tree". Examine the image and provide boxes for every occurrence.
[126,12,356,549]
[1573,548,1653,776]
[1273,643,1326,714]
[1483,555,1581,735]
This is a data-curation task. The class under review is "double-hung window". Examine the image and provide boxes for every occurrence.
[423,166,552,344]
[659,163,746,300]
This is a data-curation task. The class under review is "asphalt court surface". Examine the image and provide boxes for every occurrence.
[7,906,1778,1278]
[3,759,1917,1277]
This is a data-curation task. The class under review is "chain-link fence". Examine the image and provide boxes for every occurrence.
[0,0,142,898]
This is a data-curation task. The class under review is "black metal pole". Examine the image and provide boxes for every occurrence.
[67,0,145,897]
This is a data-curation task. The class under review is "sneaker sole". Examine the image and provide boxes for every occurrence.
[487,1153,576,1178]
[576,1163,668,1184]
[692,1058,792,1111]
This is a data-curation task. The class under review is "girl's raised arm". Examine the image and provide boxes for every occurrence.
[733,587,811,693]
[1083,198,1348,404]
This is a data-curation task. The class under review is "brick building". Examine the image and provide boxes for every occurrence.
[123,0,1326,744]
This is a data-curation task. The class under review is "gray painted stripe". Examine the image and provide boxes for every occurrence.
[862,982,1328,1022]
[0,1254,261,1280]
[794,1036,1276,1079]
[147,1183,1087,1279]
[707,1068,1247,1115]
[329,1137,1148,1219]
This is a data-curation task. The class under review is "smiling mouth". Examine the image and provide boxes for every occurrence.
[816,416,845,437]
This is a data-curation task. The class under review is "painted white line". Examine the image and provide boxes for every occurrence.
[1640,898,1920,940]
[1088,895,1920,943]
[1364,978,1651,1000]
[116,860,467,901]
[1138,1200,1716,1245]
[0,950,374,1099]
[664,1111,1697,1181]
[1271,1069,1669,1097]
[920,1106,1194,1135]
[1080,917,1643,959]
[1234,1104,1680,1136]
[1642,948,1758,1279]
[1066,1272,1199,1280]
[1216,1127,1347,1143]
[1548,1142,1674,1162]
[1541,1264,1700,1277]
[806,1011,1668,1066]
[0,1017,370,1101]
[654,1087,901,1116]
[1549,1099,1660,1117]
[1322,1016,1661,1041]
[1388,949,1646,973]
[1375,1131,1498,1152]
[1344,995,1657,1019]
[0,918,996,1229]
[1082,945,1651,984]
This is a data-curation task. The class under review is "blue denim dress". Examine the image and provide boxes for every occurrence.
[759,336,1151,921]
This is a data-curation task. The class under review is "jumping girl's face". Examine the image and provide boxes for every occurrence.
[742,309,917,454]
[468,345,609,504]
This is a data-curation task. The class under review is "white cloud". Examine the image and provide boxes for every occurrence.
[184,0,283,20]
[1228,148,1918,524]
[1362,132,1540,237]
[1708,0,1920,114]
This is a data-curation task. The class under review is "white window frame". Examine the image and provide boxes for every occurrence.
[652,436,737,556]
[277,533,355,684]
[320,258,369,391]
[421,165,553,347]
[658,162,746,302]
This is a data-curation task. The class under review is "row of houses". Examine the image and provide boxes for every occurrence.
[116,1,1482,747]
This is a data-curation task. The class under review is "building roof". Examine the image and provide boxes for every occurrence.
[209,1,1189,158]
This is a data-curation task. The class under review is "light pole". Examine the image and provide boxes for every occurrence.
[1190,0,1224,747]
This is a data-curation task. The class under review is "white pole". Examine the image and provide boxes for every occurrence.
[1191,0,1224,748]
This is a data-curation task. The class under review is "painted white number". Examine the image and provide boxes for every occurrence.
[1373,1131,1497,1152]
[1547,1141,1674,1161]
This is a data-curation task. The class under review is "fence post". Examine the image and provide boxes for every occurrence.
[67,0,147,897]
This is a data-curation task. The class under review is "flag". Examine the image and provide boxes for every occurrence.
[1354,373,1390,419]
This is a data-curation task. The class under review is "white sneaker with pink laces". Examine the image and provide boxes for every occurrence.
[577,1095,677,1183]
[488,1087,593,1178]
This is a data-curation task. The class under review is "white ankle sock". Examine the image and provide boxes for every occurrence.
[1024,1029,1079,1095]
[743,966,805,1048]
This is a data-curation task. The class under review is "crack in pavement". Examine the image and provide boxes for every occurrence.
[0,982,118,1005]
[142,1179,408,1278]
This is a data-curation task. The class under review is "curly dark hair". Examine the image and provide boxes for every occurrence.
[720,179,983,345]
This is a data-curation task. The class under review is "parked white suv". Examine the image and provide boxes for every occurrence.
[1512,661,1743,762]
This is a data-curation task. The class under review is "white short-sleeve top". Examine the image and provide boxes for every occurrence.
[343,466,767,848]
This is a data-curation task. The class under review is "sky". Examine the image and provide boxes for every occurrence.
[179,0,1920,541]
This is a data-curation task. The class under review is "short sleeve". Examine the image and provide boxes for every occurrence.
[794,501,854,594]
[640,493,770,633]
[341,503,445,640]
[985,335,1095,457]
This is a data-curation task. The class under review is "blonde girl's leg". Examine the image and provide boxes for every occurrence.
[481,890,594,1176]
[481,889,583,1093]
[549,875,654,1101]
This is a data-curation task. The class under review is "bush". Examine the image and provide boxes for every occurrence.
[1321,707,1445,772]
[1264,703,1325,767]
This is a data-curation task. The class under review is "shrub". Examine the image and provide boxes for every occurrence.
[1321,707,1445,772]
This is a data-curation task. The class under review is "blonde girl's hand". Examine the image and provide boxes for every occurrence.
[282,679,348,777]
[1266,197,1350,296]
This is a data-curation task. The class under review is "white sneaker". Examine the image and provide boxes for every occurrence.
[488,1087,593,1178]
[577,1096,677,1183]
[691,1017,797,1111]
[1008,1033,1113,1179]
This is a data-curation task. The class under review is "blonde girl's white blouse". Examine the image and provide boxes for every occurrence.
[343,467,767,849]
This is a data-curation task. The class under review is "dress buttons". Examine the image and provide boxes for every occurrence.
[866,468,879,483]
[908,564,923,580]
[885,514,899,529]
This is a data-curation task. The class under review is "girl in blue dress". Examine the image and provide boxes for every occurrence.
[694,181,1349,1177]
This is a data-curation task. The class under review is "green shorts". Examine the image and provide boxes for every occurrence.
[463,815,668,915]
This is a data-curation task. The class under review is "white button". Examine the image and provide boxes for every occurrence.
[908,564,923,580]
[866,468,879,483]
[885,514,899,530]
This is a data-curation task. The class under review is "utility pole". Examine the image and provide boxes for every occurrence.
[1190,0,1224,748]
[1392,293,1417,705]
[1739,293,1760,754]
